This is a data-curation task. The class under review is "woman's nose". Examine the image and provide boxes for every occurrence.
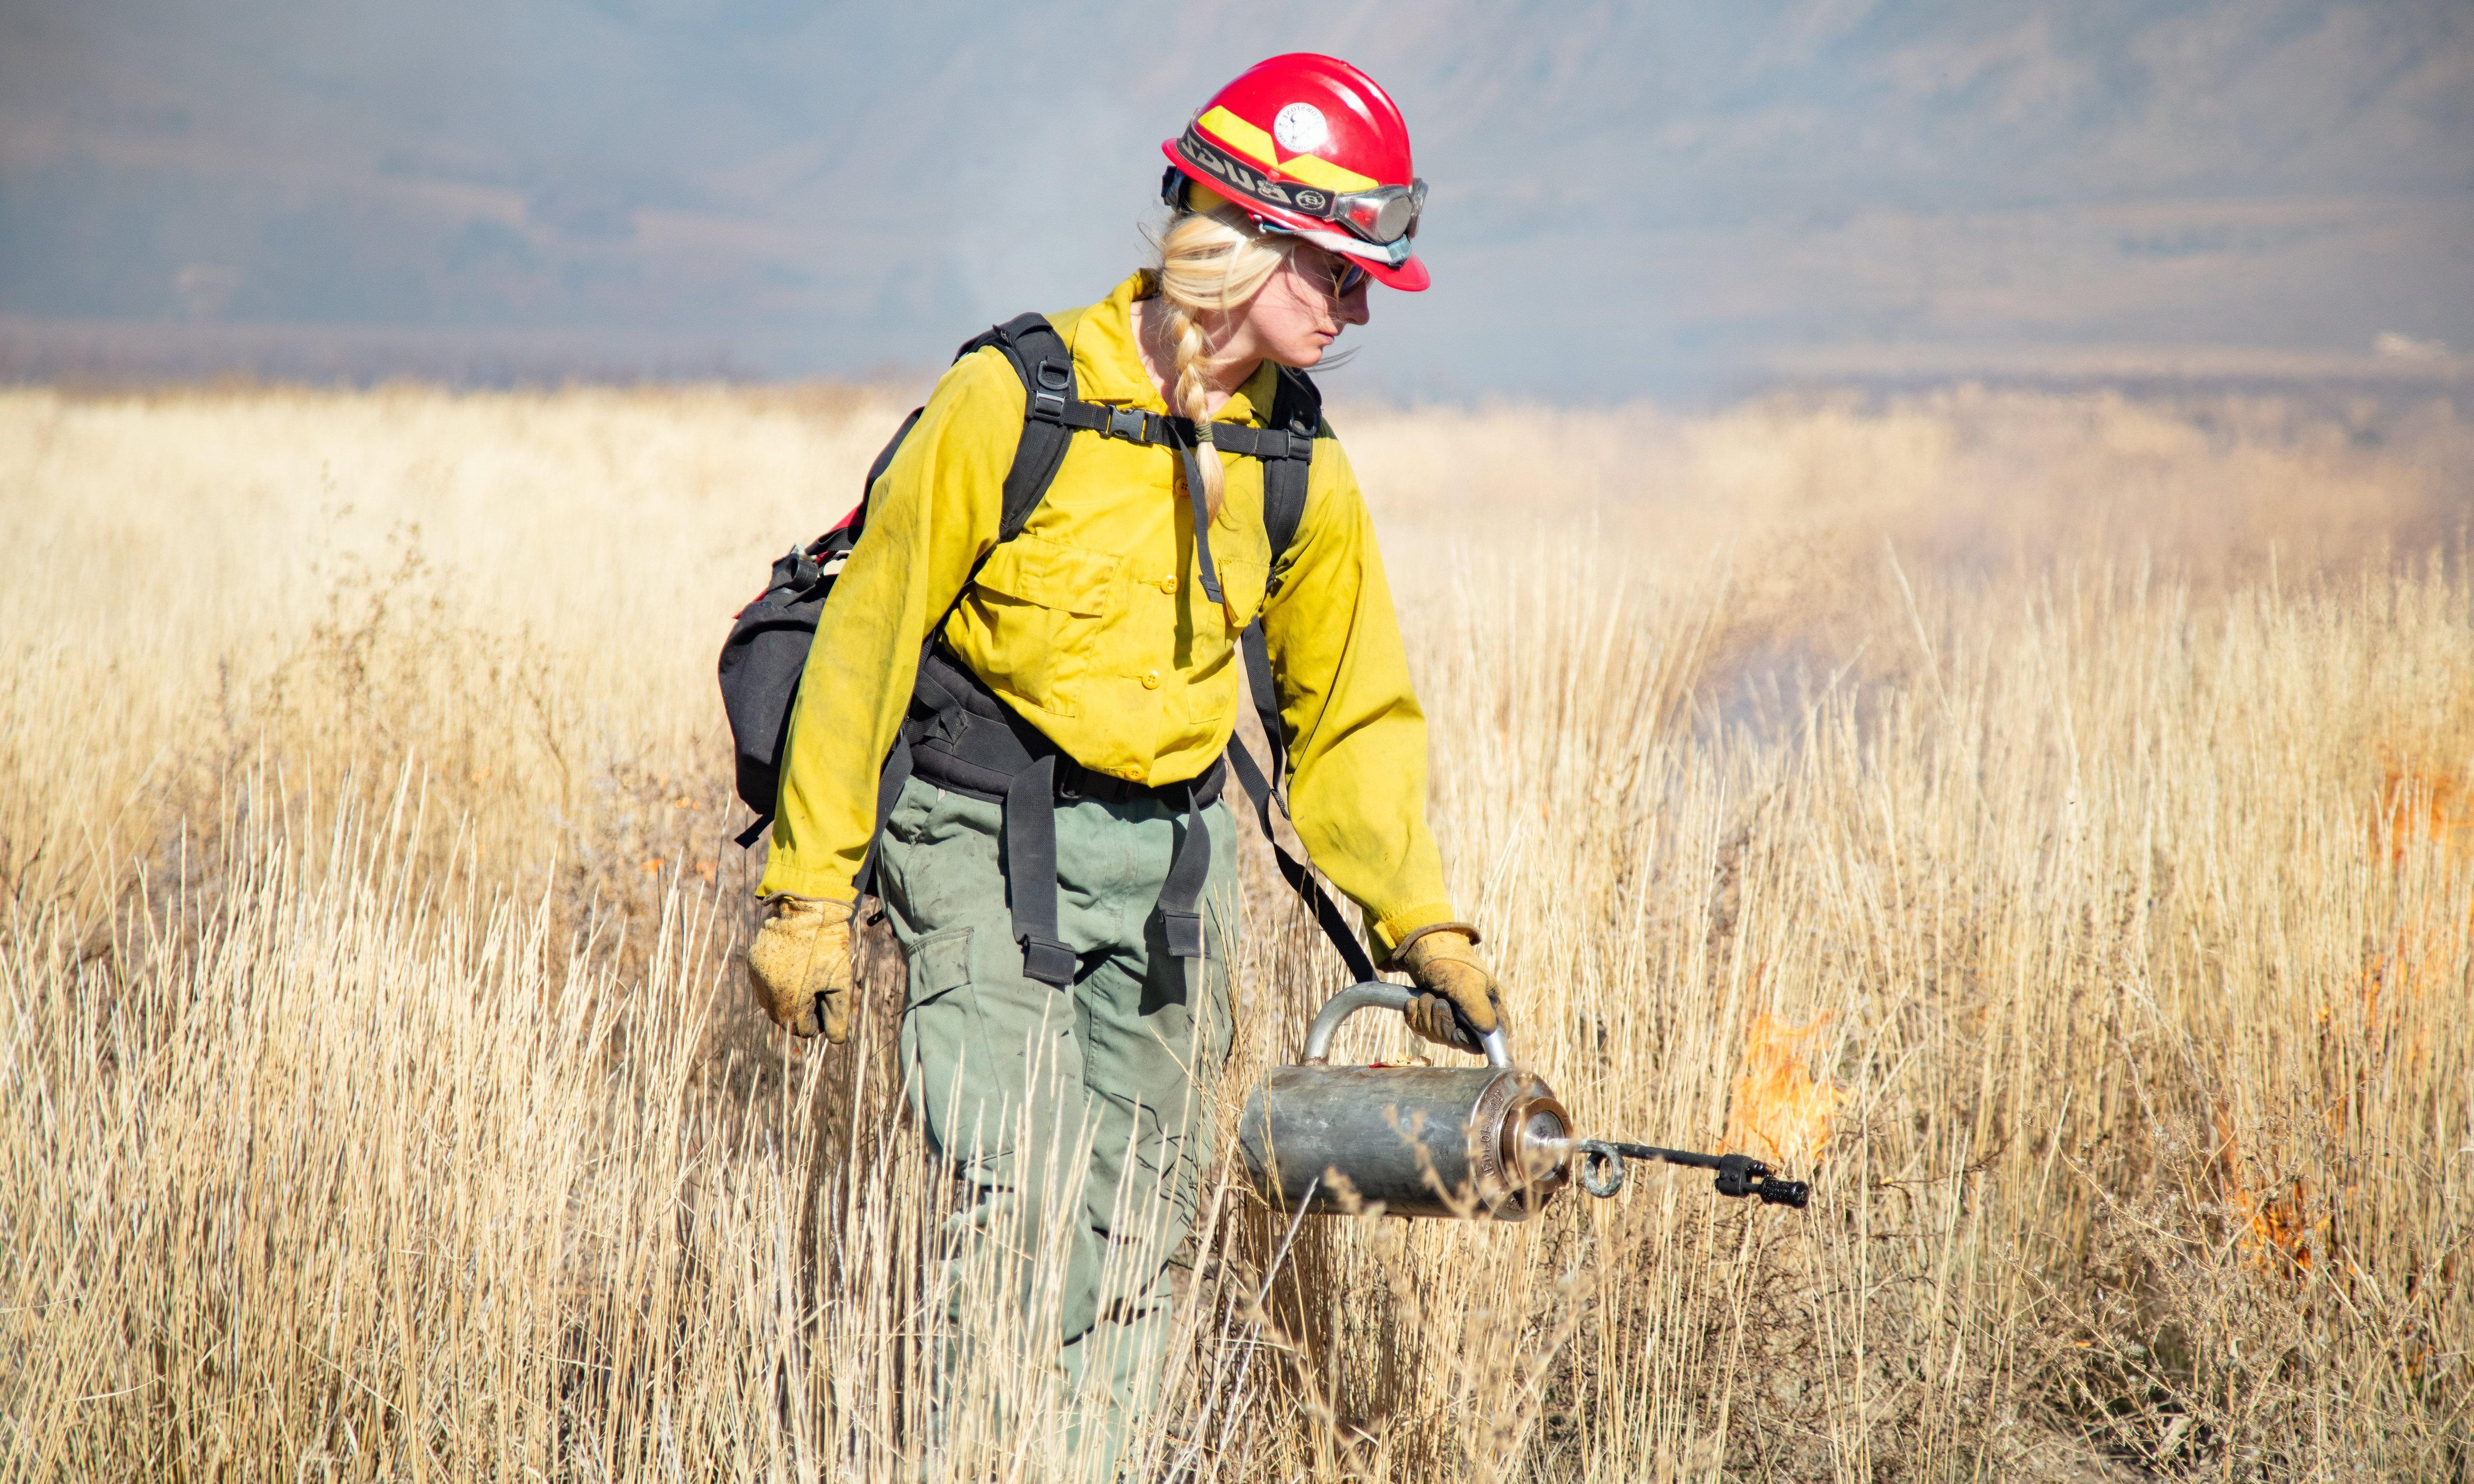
[1340,287,1371,327]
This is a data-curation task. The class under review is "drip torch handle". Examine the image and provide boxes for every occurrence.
[1301,981,1514,1069]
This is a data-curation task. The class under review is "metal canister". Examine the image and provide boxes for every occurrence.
[1237,983,1572,1221]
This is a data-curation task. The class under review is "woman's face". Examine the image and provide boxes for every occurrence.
[1236,244,1373,369]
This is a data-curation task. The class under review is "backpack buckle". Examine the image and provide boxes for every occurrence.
[1029,359,1072,423]
[1102,406,1151,444]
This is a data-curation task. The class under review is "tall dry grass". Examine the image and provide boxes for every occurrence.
[3,381,2470,1481]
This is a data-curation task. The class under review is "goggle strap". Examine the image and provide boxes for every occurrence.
[1175,127,1418,244]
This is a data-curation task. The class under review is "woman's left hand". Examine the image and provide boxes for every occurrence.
[1396,926,1505,1054]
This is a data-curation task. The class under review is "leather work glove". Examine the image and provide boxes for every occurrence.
[745,894,855,1042]
[1395,925,1505,1056]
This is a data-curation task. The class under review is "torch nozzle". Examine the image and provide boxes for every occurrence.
[1567,1138,1811,1209]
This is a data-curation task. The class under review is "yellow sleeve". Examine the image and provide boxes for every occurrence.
[755,348,1023,901]
[1258,431,1460,955]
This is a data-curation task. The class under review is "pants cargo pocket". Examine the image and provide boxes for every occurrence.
[900,924,1009,1167]
[901,922,1080,1182]
[908,923,976,1007]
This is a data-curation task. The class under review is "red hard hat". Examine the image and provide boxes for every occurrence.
[1161,54,1430,292]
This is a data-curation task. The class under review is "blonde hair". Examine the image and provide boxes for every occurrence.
[1149,186,1296,522]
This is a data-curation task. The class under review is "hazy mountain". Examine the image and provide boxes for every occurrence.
[3,0,2468,395]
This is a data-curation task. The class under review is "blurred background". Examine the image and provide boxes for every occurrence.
[4,0,2470,401]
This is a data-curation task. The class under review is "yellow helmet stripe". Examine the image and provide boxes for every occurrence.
[1196,106,1278,167]
[1277,151,1381,193]
[1197,105,1380,194]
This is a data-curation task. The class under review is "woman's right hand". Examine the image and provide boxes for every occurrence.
[745,894,855,1042]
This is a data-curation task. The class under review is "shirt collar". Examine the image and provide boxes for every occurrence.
[1072,270,1274,426]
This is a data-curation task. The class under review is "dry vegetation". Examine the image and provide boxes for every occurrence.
[3,380,2471,1481]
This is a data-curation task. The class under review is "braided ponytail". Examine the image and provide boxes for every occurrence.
[1161,293,1216,503]
[1149,189,1293,522]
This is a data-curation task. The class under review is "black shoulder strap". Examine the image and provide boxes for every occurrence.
[1241,363,1322,770]
[955,312,1078,541]
[1262,364,1321,566]
[860,406,925,516]
[852,314,1072,897]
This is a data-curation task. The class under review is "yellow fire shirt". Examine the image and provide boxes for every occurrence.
[757,271,1458,954]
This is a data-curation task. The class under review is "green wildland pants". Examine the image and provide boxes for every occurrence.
[874,772,1236,1477]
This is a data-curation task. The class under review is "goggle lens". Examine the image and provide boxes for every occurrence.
[1371,194,1415,241]
[1333,180,1424,245]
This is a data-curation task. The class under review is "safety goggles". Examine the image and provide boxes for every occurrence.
[1169,129,1427,258]
[1325,179,1426,247]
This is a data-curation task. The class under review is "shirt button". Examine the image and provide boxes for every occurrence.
[1142,669,1161,690]
[1158,575,1178,594]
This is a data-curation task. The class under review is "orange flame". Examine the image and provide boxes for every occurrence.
[2374,761,2474,870]
[2214,1109,2317,1276]
[1722,1011,1844,1172]
[2220,757,2465,1284]
[2358,761,2471,1027]
[2228,1179,2314,1274]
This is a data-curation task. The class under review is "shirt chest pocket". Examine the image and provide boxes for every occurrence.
[1213,556,1268,630]
[974,534,1117,616]
[963,534,1119,717]
[1180,556,1266,724]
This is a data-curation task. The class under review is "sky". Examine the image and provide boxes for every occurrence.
[2,0,2469,398]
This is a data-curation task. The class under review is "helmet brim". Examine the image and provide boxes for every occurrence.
[1348,246,1428,292]
[1158,139,1431,293]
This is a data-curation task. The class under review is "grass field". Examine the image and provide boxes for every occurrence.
[3,381,2470,1481]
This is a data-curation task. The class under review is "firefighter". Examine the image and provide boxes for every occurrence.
[744,53,1502,1472]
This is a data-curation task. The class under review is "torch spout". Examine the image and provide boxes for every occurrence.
[1570,1138,1811,1208]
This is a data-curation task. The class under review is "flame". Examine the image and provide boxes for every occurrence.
[2217,757,2467,1284]
[2374,760,2474,870]
[2357,760,2470,1031]
[2227,758,2470,1282]
[1722,1011,1844,1172]
[2214,1109,2317,1276]
[2228,1177,2315,1274]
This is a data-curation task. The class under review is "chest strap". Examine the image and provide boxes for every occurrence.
[1038,396,1315,463]
[1031,391,1308,614]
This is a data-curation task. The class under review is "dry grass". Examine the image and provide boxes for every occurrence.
[3,380,2471,1481]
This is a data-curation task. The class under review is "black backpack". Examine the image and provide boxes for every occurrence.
[717,311,1378,982]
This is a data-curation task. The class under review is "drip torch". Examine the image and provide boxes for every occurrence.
[1238,983,1811,1219]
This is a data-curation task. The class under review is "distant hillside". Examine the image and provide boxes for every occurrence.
[3,0,2469,395]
